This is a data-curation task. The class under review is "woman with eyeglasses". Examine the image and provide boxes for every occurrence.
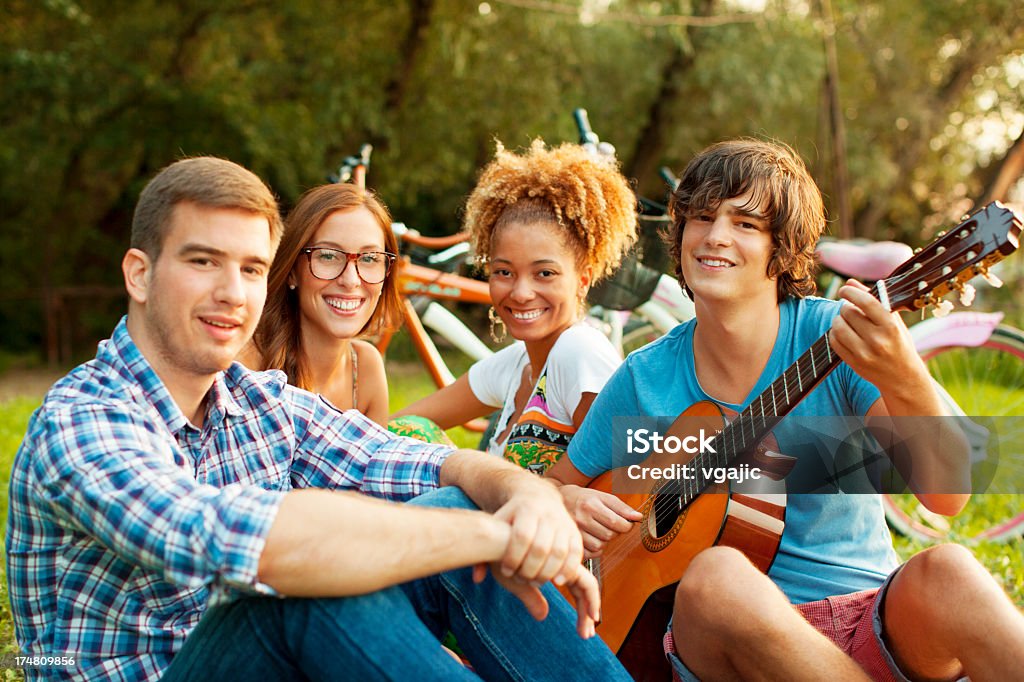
[239,183,401,426]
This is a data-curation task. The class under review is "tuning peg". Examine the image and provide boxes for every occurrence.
[932,300,954,318]
[957,283,976,306]
[981,268,1003,288]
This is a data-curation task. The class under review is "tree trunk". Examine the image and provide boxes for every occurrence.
[853,58,982,238]
[624,0,716,189]
[373,0,435,153]
[819,0,852,239]
[980,129,1024,204]
[853,23,1024,238]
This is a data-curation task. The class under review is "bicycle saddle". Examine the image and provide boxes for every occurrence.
[815,238,914,281]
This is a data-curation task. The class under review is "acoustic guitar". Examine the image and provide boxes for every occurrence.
[563,202,1021,677]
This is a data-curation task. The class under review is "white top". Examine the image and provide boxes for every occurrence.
[468,323,622,471]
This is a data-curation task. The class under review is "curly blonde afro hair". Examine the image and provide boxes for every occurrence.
[464,140,638,282]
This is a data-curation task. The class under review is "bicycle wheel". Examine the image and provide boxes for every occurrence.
[620,320,663,356]
[884,324,1024,543]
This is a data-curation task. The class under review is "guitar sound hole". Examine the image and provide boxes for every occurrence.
[648,491,685,538]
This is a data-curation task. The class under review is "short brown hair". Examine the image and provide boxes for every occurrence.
[464,140,638,281]
[131,156,283,260]
[666,138,825,301]
[251,183,401,390]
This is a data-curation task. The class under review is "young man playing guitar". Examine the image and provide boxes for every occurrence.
[548,139,1024,681]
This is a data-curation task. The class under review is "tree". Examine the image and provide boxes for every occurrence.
[2,0,1023,357]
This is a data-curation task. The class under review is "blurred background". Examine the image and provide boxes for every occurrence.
[2,0,1023,365]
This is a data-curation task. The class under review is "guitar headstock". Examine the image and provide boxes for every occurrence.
[880,201,1021,314]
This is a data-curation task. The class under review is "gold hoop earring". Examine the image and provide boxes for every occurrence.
[488,306,507,343]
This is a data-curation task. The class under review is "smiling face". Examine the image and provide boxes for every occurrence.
[488,220,590,353]
[679,192,776,308]
[132,201,272,380]
[290,206,387,347]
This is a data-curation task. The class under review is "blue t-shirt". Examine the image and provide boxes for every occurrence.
[567,296,900,604]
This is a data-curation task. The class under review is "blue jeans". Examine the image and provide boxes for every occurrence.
[163,487,628,681]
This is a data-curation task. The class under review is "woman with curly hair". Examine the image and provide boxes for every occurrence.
[238,183,402,426]
[393,140,639,473]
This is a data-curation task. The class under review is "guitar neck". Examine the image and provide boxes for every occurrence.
[726,331,843,448]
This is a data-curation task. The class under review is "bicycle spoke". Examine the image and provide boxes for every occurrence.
[888,326,1024,544]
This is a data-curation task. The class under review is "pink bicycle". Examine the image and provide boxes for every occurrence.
[816,235,1024,543]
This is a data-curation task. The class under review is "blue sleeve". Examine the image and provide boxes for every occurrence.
[838,363,882,416]
[566,360,642,479]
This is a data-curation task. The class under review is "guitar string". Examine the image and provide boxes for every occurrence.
[591,343,835,573]
[648,338,841,521]
[656,275,889,513]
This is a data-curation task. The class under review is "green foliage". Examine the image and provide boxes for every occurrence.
[0,398,39,667]
[2,0,1024,352]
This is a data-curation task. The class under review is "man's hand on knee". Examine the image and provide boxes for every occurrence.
[490,477,585,586]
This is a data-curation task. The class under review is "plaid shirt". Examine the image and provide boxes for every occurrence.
[6,317,451,681]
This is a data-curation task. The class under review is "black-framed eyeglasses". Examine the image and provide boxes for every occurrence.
[301,247,396,284]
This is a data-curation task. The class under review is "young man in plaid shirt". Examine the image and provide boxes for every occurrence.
[7,157,627,681]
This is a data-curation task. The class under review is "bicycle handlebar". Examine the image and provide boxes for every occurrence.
[357,144,372,167]
[639,196,668,215]
[391,222,470,249]
[659,166,679,190]
[328,144,374,185]
[573,108,599,145]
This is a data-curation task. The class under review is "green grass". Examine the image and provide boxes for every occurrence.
[1,398,36,679]
[385,355,483,450]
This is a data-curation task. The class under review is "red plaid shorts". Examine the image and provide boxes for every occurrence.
[664,583,905,681]
[793,587,899,682]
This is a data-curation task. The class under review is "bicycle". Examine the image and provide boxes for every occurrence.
[335,116,689,434]
[816,237,1024,544]
[570,109,695,352]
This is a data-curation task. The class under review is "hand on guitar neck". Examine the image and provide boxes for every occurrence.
[829,278,931,394]
[830,279,970,515]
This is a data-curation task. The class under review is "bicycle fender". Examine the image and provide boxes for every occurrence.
[909,311,1004,354]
